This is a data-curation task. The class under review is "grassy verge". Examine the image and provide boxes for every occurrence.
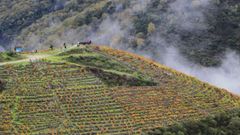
[0,52,25,62]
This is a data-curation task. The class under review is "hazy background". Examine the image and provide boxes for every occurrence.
[88,0,240,94]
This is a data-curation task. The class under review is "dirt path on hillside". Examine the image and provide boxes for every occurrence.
[0,54,50,66]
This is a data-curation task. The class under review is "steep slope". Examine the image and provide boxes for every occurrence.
[0,45,239,134]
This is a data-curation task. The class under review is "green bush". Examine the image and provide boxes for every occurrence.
[66,54,133,73]
[146,109,240,135]
[86,67,157,86]
[6,51,17,57]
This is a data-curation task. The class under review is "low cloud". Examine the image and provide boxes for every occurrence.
[159,47,240,94]
[169,0,212,31]
[89,17,127,48]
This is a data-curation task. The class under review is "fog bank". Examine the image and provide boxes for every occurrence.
[160,47,240,94]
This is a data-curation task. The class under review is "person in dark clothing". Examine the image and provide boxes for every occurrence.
[63,43,67,49]
[50,45,54,50]
[88,40,92,45]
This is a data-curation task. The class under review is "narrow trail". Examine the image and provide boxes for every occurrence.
[0,54,51,66]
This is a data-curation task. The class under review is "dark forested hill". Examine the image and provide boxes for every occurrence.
[0,0,239,67]
[0,0,56,45]
[0,0,102,46]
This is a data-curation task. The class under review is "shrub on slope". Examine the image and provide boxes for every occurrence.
[146,108,240,135]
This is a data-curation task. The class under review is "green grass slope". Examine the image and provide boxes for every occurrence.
[0,52,24,62]
[0,45,239,134]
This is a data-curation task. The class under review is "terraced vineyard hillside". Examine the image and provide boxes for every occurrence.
[0,45,240,134]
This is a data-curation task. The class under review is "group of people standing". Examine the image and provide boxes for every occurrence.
[49,40,92,50]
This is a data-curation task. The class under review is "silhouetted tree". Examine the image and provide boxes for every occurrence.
[0,79,6,92]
